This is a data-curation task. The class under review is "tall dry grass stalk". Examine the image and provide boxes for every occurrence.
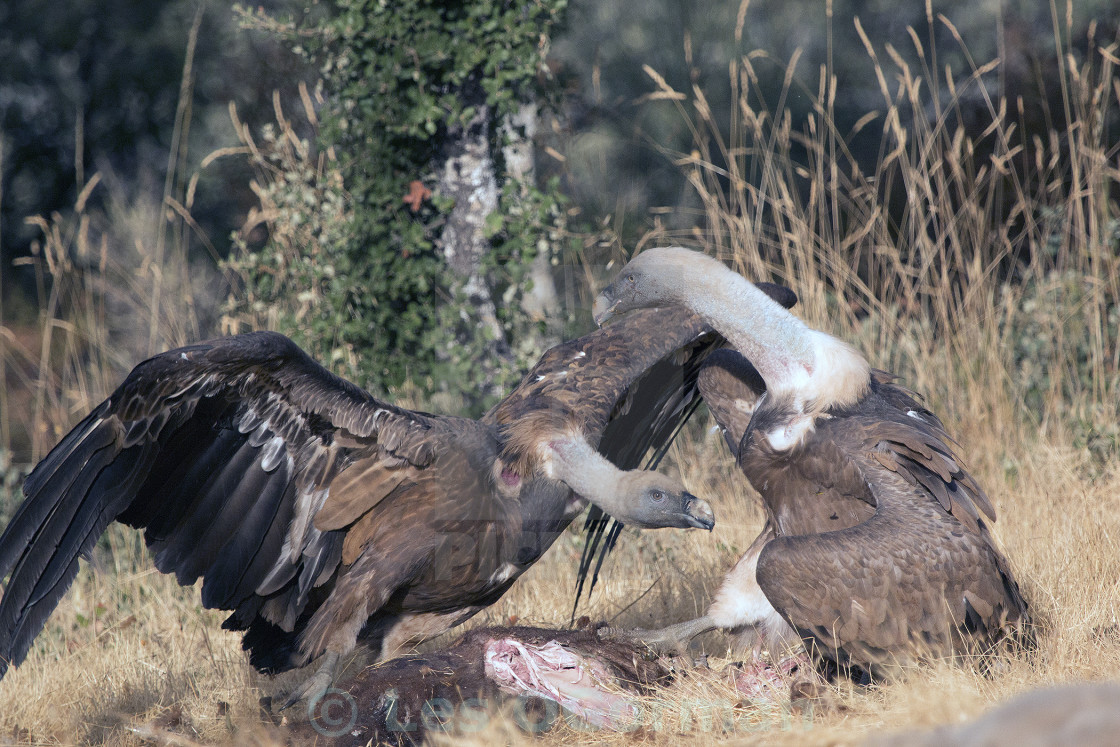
[0,5,226,466]
[643,3,1119,430]
[2,4,1120,745]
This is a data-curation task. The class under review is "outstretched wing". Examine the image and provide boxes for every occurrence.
[573,283,799,608]
[489,282,798,460]
[487,306,720,611]
[0,331,434,678]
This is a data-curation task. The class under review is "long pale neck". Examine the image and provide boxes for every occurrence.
[542,436,628,515]
[660,253,870,408]
[687,269,817,390]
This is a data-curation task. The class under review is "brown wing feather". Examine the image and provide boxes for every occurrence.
[867,371,995,522]
[757,470,1028,675]
[856,376,995,528]
[751,387,1029,675]
[488,306,715,476]
[314,458,413,533]
[492,280,800,479]
[697,348,766,452]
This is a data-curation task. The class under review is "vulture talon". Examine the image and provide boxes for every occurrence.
[280,651,341,711]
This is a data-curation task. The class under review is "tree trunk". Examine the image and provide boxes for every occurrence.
[438,102,511,371]
[503,103,561,335]
[437,98,561,402]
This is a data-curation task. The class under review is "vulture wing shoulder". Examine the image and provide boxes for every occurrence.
[487,306,716,473]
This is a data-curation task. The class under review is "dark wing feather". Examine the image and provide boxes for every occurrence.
[486,306,722,612]
[565,284,800,609]
[488,282,798,466]
[0,331,433,678]
[696,348,768,451]
[487,307,718,614]
[574,326,716,614]
[488,307,711,459]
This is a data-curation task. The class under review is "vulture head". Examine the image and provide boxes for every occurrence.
[540,433,714,531]
[616,470,715,531]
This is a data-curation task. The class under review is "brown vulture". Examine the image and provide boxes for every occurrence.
[0,305,741,704]
[593,247,1031,679]
[0,286,791,706]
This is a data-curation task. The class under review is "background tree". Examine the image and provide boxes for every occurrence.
[3,0,1117,439]
[226,0,571,413]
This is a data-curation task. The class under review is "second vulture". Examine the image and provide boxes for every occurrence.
[594,247,1031,679]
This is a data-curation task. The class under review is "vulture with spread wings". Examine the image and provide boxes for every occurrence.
[594,248,1031,679]
[0,287,790,705]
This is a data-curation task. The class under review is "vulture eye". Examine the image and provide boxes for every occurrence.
[627,274,635,283]
[649,489,665,502]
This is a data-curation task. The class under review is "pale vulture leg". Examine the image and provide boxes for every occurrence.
[601,615,720,655]
[605,525,797,657]
[706,524,800,659]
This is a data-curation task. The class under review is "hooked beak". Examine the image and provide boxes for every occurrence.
[592,290,618,327]
[682,493,716,531]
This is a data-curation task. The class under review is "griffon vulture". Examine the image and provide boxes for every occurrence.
[0,299,798,705]
[593,247,1030,678]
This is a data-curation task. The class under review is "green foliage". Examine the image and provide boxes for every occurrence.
[223,112,368,380]
[1002,212,1120,420]
[1005,268,1120,427]
[230,0,570,410]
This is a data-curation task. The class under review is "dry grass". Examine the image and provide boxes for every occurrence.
[2,4,1120,745]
